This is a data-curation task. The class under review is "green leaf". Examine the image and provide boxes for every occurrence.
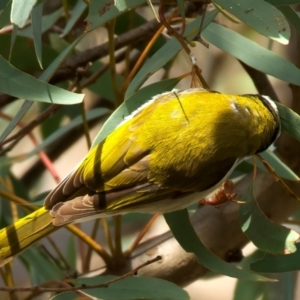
[233,251,267,300]
[164,209,272,281]
[20,247,65,285]
[251,244,300,273]
[202,22,300,86]
[31,2,43,68]
[0,55,84,104]
[266,0,300,5]
[276,102,300,143]
[61,0,87,37]
[0,37,84,142]
[258,150,299,181]
[0,100,33,143]
[87,0,145,31]
[57,276,190,300]
[0,0,10,10]
[176,0,185,20]
[92,77,181,147]
[0,0,11,30]
[11,0,37,28]
[214,0,290,44]
[125,10,218,99]
[18,7,63,38]
[277,5,300,38]
[239,184,299,254]
[66,235,76,270]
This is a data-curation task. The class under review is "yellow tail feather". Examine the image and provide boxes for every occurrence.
[0,207,56,266]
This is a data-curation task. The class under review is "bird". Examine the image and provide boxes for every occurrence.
[0,88,281,266]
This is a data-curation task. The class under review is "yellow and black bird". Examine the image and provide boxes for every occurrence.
[0,88,280,266]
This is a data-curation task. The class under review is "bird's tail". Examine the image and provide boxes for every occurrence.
[0,207,56,266]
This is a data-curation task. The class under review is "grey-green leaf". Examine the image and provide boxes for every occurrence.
[60,0,87,37]
[251,244,300,273]
[202,22,300,86]
[51,276,189,300]
[31,2,43,68]
[11,0,37,28]
[276,102,300,143]
[0,55,83,104]
[277,5,300,38]
[165,209,272,281]
[87,0,145,31]
[214,0,290,44]
[239,184,299,254]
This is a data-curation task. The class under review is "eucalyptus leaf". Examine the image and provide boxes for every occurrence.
[214,0,290,44]
[31,2,43,69]
[52,276,190,300]
[0,55,84,104]
[276,102,300,143]
[233,251,268,300]
[164,209,272,281]
[239,184,299,254]
[251,244,300,273]
[0,37,84,142]
[61,0,87,37]
[0,0,11,30]
[87,0,145,31]
[266,0,300,5]
[202,22,300,86]
[20,247,64,285]
[11,0,37,28]
[18,7,63,38]
[277,5,300,38]
[176,0,185,20]
[0,0,10,11]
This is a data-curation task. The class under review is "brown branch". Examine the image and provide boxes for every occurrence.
[49,18,162,85]
[0,256,162,293]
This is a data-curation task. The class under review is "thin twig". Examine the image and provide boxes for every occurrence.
[102,218,115,255]
[0,111,61,183]
[125,214,159,257]
[83,219,101,272]
[256,154,300,202]
[0,256,162,292]
[113,216,124,265]
[0,105,60,152]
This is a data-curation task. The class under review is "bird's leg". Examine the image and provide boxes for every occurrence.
[199,179,238,206]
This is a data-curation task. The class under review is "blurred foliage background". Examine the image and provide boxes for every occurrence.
[1,0,300,299]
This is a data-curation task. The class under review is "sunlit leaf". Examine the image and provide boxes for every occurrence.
[11,0,37,28]
[239,184,299,254]
[165,209,272,281]
[202,22,300,86]
[214,0,290,44]
[276,102,300,143]
[251,244,300,273]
